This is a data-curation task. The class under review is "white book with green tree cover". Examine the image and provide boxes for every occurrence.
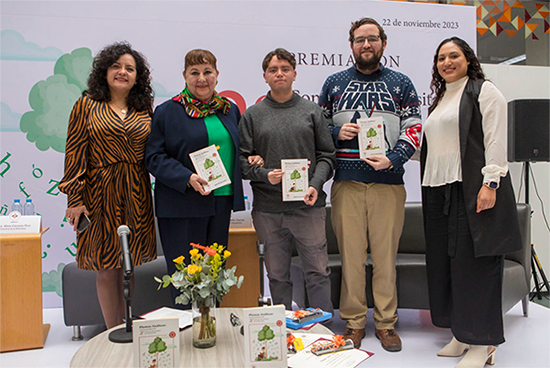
[357,116,385,159]
[133,316,180,368]
[189,144,231,191]
[281,159,308,202]
[243,305,287,368]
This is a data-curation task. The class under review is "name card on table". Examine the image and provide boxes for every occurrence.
[230,210,252,228]
[0,212,42,234]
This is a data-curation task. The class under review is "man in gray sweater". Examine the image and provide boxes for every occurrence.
[239,48,336,313]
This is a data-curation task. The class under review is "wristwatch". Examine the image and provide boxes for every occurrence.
[483,181,498,190]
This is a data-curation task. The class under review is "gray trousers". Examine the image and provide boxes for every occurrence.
[252,207,333,312]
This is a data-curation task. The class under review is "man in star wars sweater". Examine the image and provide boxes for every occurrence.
[318,18,422,351]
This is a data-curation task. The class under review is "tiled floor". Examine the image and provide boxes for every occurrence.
[0,301,548,368]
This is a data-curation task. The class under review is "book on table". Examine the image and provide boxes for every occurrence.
[133,316,180,368]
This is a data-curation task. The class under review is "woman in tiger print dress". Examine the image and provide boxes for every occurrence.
[59,42,156,328]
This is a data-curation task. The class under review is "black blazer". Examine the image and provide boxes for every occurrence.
[421,78,522,257]
[145,99,245,218]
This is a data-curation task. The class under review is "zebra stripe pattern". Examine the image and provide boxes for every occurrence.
[59,95,156,270]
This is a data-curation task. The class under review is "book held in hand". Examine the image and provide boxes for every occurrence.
[189,144,231,192]
[281,159,308,202]
[357,116,385,159]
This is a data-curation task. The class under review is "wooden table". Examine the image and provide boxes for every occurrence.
[70,308,332,367]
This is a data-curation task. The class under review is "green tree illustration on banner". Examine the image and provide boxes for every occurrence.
[20,47,93,153]
[42,263,65,297]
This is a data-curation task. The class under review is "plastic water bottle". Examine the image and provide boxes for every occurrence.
[11,199,22,213]
[244,196,251,210]
[24,198,35,215]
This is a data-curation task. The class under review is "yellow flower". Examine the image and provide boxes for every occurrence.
[187,264,202,275]
[189,249,199,257]
[224,250,231,258]
[173,256,185,264]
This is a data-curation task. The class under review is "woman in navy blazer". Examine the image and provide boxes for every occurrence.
[145,49,246,306]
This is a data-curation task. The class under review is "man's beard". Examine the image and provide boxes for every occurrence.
[355,50,382,71]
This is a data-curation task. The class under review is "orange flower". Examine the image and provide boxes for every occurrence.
[191,242,217,256]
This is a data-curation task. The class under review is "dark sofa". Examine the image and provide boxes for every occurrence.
[290,202,531,316]
[62,202,530,340]
[62,243,172,340]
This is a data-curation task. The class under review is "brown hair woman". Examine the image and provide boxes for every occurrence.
[59,41,156,328]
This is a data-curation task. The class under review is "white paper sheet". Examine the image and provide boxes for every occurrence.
[140,307,193,330]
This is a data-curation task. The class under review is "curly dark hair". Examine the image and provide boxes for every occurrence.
[85,41,154,115]
[429,37,485,114]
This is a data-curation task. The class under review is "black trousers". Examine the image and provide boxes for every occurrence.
[424,182,505,345]
[157,195,233,309]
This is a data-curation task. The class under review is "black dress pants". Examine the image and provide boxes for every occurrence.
[423,182,505,345]
[157,195,233,309]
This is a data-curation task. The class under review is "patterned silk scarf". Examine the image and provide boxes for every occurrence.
[173,87,231,118]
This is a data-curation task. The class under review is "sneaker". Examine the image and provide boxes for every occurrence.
[375,328,402,352]
[343,327,366,349]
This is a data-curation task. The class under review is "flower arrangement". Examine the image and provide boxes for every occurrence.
[155,242,244,348]
[156,242,244,305]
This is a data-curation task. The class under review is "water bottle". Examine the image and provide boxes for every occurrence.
[244,195,251,210]
[11,199,22,214]
[24,198,35,215]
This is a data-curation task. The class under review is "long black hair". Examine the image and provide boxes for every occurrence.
[85,41,154,115]
[429,37,485,114]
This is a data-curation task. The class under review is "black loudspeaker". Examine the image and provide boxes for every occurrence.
[508,99,550,162]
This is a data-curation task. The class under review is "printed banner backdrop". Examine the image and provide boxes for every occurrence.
[0,1,475,307]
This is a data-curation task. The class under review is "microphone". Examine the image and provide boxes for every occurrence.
[117,225,133,277]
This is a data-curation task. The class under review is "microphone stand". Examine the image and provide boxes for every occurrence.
[109,270,133,343]
[109,226,134,343]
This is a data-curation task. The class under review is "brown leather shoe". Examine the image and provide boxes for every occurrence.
[343,327,366,349]
[375,328,402,352]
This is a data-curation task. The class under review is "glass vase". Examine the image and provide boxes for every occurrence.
[192,295,216,348]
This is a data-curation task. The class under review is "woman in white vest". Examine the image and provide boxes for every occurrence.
[420,37,522,368]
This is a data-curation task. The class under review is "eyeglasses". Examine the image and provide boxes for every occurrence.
[353,35,381,45]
